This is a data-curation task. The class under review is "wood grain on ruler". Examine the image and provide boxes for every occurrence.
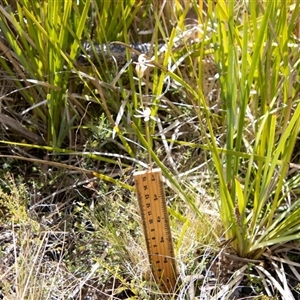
[134,168,177,293]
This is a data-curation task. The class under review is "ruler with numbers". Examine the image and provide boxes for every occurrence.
[133,168,177,293]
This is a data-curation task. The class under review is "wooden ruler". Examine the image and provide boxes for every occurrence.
[133,168,177,293]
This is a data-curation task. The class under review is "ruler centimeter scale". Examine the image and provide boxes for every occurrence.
[133,168,177,293]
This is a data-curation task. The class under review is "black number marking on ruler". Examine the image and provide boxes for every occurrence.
[134,168,177,293]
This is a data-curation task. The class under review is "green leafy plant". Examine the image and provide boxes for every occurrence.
[1,0,300,298]
[0,0,91,147]
[208,1,300,259]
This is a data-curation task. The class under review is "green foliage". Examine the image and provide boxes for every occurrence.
[209,1,300,258]
[0,1,88,147]
[1,0,300,297]
[0,174,31,223]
